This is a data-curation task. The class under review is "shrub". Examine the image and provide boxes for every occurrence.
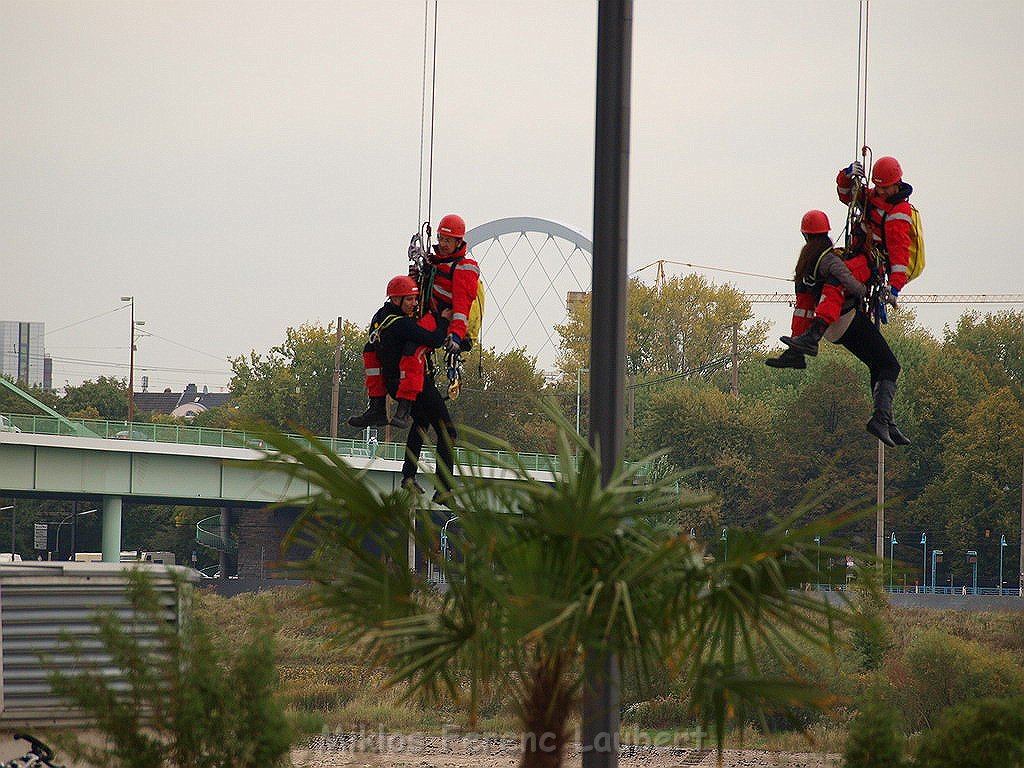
[48,569,294,768]
[914,696,1024,768]
[842,686,905,768]
[897,629,1024,730]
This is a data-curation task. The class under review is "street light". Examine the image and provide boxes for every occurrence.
[0,507,13,561]
[966,550,978,594]
[721,527,728,562]
[999,534,1007,595]
[931,549,944,594]
[889,532,898,591]
[54,508,97,560]
[120,297,146,424]
[920,532,927,592]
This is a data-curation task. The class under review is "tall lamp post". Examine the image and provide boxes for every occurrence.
[889,532,898,591]
[920,532,927,592]
[0,505,13,561]
[931,549,943,594]
[120,297,145,424]
[54,508,97,560]
[721,528,728,562]
[999,535,1007,595]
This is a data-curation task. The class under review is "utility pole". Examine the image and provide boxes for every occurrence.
[330,316,342,438]
[1019,453,1023,596]
[730,323,739,398]
[877,441,885,570]
[585,2,631,766]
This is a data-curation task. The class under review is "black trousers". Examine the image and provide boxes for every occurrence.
[401,376,457,491]
[836,310,901,391]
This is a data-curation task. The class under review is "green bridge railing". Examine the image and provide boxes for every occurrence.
[0,412,570,475]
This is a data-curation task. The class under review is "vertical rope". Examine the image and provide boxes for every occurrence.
[417,0,430,227]
[426,0,439,227]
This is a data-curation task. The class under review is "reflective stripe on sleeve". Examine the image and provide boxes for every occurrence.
[366,367,381,376]
[891,264,908,274]
[452,312,468,323]
[793,308,814,318]
[886,212,913,225]
[434,284,453,300]
[454,263,480,275]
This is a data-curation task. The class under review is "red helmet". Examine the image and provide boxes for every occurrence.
[871,156,902,186]
[386,275,419,298]
[437,213,466,239]
[800,210,830,234]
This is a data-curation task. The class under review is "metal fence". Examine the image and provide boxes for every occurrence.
[0,561,196,727]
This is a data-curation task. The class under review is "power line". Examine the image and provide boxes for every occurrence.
[744,293,1024,305]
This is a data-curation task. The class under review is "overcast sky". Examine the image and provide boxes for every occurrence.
[2,0,1021,394]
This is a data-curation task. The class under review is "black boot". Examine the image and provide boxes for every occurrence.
[887,418,912,446]
[765,347,807,369]
[348,396,387,428]
[781,319,828,356]
[390,399,413,429]
[866,380,897,447]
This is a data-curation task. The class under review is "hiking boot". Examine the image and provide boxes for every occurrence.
[866,380,897,447]
[887,419,911,446]
[401,477,425,495]
[765,347,807,369]
[390,399,413,429]
[781,319,828,357]
[348,396,387,428]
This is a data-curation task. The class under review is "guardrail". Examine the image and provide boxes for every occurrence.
[0,412,569,474]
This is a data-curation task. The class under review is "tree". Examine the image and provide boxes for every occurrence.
[263,408,859,766]
[945,310,1024,399]
[453,346,554,452]
[554,275,768,379]
[58,376,128,420]
[0,376,61,414]
[229,320,366,435]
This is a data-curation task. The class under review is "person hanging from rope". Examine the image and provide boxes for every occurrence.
[348,276,448,430]
[370,275,458,504]
[414,213,480,354]
[766,210,909,447]
[766,210,868,370]
[782,156,913,356]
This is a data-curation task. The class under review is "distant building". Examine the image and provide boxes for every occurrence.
[133,383,232,418]
[0,320,49,389]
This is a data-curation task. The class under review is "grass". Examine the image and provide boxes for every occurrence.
[195,584,1024,753]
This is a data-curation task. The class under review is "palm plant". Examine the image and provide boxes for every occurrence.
[261,405,860,767]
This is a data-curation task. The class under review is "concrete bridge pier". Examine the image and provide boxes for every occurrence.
[101,496,122,563]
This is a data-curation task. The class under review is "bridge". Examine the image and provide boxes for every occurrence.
[0,413,559,571]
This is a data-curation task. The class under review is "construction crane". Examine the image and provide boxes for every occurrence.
[743,293,1024,305]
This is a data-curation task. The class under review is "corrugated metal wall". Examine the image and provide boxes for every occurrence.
[0,562,196,728]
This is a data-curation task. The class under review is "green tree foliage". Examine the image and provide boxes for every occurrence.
[891,629,1024,731]
[945,310,1024,398]
[914,696,1024,768]
[842,684,906,768]
[229,320,366,435]
[554,275,768,378]
[263,407,860,765]
[0,375,60,414]
[58,376,128,420]
[49,570,293,767]
[452,346,554,452]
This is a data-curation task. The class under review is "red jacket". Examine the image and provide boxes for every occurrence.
[428,242,480,340]
[836,168,914,291]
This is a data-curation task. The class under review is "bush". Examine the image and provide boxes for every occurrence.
[842,686,905,768]
[896,629,1024,730]
[48,570,294,768]
[915,696,1024,768]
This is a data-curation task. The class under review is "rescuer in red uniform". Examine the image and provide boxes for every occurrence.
[766,210,908,447]
[422,214,480,355]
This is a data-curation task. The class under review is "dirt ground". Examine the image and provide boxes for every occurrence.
[0,733,840,767]
[291,734,842,768]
